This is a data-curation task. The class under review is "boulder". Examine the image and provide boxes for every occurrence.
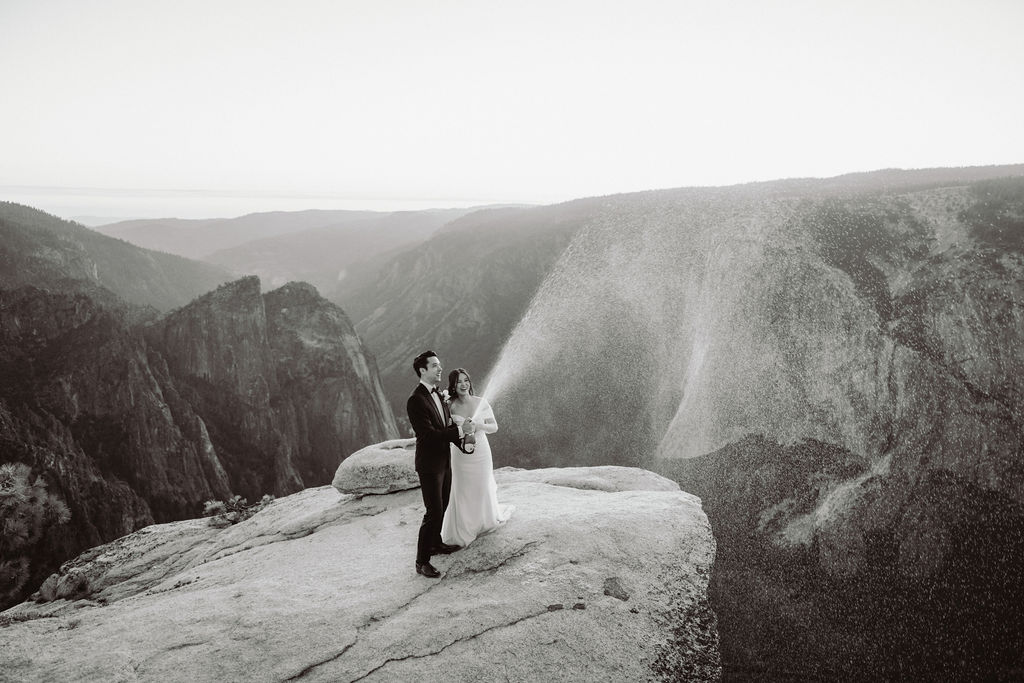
[332,438,419,495]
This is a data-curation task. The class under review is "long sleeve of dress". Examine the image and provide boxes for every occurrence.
[475,399,498,434]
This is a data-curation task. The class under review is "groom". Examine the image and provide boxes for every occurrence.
[407,350,476,578]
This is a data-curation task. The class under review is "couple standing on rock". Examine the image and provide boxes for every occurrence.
[407,350,514,578]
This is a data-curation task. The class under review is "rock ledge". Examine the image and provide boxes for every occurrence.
[2,448,719,682]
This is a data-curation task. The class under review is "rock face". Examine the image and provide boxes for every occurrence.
[0,460,719,682]
[0,286,228,607]
[0,277,397,609]
[265,282,397,483]
[662,435,1024,679]
[482,173,1024,482]
[146,277,397,498]
[472,173,1024,591]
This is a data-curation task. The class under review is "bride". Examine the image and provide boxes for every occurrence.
[441,368,514,547]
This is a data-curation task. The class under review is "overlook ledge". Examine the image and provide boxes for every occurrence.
[1,443,719,682]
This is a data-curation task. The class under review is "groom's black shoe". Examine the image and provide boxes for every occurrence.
[415,561,441,578]
[431,543,461,555]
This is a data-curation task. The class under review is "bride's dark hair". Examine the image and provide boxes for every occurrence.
[447,368,474,398]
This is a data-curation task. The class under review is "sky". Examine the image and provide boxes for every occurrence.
[2,0,1023,220]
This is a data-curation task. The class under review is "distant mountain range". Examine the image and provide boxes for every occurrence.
[204,208,476,298]
[91,207,499,265]
[93,210,385,260]
[72,216,139,227]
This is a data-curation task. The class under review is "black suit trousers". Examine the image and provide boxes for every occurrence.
[416,467,452,564]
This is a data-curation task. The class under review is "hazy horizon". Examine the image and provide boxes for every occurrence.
[3,0,1023,223]
[6,159,1024,225]
[0,184,518,224]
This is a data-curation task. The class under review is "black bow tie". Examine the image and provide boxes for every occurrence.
[430,387,439,394]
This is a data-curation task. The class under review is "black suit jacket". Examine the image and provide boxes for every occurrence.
[407,383,461,473]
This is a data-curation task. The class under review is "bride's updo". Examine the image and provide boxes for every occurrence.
[447,368,474,399]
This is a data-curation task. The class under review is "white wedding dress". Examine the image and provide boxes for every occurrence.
[441,398,514,547]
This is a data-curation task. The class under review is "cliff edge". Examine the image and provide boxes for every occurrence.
[0,441,719,682]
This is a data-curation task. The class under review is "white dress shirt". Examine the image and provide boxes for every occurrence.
[419,380,462,436]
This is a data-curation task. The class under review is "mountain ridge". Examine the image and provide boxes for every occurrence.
[94,209,379,260]
[0,202,234,312]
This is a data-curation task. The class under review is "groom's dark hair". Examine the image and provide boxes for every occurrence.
[412,350,436,377]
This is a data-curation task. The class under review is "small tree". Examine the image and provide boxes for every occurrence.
[0,462,71,605]
[202,493,274,527]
